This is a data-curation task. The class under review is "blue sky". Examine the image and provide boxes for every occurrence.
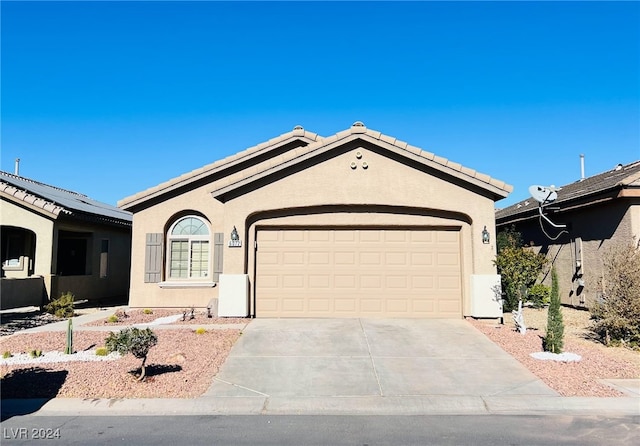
[2,1,639,208]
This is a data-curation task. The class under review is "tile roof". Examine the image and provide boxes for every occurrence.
[119,122,513,210]
[210,122,513,201]
[0,171,132,226]
[496,160,640,222]
[118,126,320,209]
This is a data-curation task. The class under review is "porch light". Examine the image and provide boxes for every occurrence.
[482,226,490,244]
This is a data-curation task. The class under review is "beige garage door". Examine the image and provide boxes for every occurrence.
[255,228,462,318]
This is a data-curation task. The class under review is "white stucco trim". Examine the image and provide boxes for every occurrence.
[158,281,217,289]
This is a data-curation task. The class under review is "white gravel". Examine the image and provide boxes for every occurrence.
[530,351,582,362]
[1,350,121,365]
[133,314,183,327]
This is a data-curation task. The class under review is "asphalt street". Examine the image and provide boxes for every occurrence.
[1,414,638,445]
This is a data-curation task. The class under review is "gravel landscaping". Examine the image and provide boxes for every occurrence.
[0,327,242,399]
[469,306,640,397]
[1,306,638,399]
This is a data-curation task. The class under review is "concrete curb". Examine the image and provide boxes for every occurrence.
[3,396,639,417]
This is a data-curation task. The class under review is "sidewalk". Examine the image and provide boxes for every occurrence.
[1,308,639,418]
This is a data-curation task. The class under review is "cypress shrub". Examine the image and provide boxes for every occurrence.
[543,268,564,353]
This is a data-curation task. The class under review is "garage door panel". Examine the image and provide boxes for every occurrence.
[282,252,305,265]
[361,299,383,312]
[309,252,330,264]
[335,298,356,312]
[360,275,382,288]
[385,252,408,265]
[282,298,304,312]
[256,228,461,318]
[411,252,433,266]
[360,252,382,264]
[335,275,357,288]
[360,231,382,242]
[335,252,356,264]
[386,275,408,288]
[282,275,304,288]
[283,231,305,242]
[335,232,356,242]
[309,298,330,312]
[436,252,459,266]
[309,231,330,242]
[309,274,330,288]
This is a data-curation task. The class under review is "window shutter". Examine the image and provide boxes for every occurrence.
[213,233,224,282]
[144,233,163,283]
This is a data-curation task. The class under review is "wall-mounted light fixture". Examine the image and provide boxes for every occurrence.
[482,226,490,244]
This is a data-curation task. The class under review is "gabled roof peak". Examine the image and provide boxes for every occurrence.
[120,123,513,210]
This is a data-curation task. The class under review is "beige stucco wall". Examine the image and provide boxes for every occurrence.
[511,199,637,307]
[1,198,55,306]
[127,144,500,314]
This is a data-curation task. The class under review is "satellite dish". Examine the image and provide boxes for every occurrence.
[529,185,558,204]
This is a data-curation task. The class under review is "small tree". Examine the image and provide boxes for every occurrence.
[494,246,548,312]
[105,328,158,381]
[591,242,640,347]
[543,268,564,353]
[496,225,523,252]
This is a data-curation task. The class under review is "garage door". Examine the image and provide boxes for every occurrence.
[255,228,461,318]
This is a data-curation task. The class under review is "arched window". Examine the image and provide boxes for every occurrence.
[167,216,210,279]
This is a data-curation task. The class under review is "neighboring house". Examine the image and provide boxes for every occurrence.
[119,122,512,318]
[0,171,132,309]
[496,160,640,308]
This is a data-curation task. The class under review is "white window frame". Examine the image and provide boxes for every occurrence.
[166,216,212,280]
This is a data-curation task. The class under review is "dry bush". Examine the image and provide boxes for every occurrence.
[591,241,640,347]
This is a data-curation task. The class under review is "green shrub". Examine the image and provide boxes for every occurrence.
[528,283,550,308]
[107,315,119,323]
[591,242,640,346]
[543,268,564,353]
[105,327,158,381]
[143,308,154,315]
[95,347,109,356]
[29,349,43,358]
[3,351,12,359]
[195,327,206,335]
[494,246,548,312]
[44,292,75,318]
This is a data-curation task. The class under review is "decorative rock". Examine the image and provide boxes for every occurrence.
[530,351,582,362]
[166,352,187,363]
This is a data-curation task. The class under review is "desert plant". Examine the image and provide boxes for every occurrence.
[95,347,109,356]
[107,315,119,323]
[65,318,74,354]
[543,268,564,353]
[494,246,548,312]
[591,242,640,347]
[195,327,206,335]
[143,308,154,315]
[44,292,75,318]
[105,327,158,381]
[3,351,12,359]
[528,283,550,308]
[29,349,43,358]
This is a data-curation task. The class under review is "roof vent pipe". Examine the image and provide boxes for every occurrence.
[580,154,585,181]
[14,158,20,176]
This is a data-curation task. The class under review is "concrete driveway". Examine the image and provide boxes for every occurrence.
[205,318,557,399]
